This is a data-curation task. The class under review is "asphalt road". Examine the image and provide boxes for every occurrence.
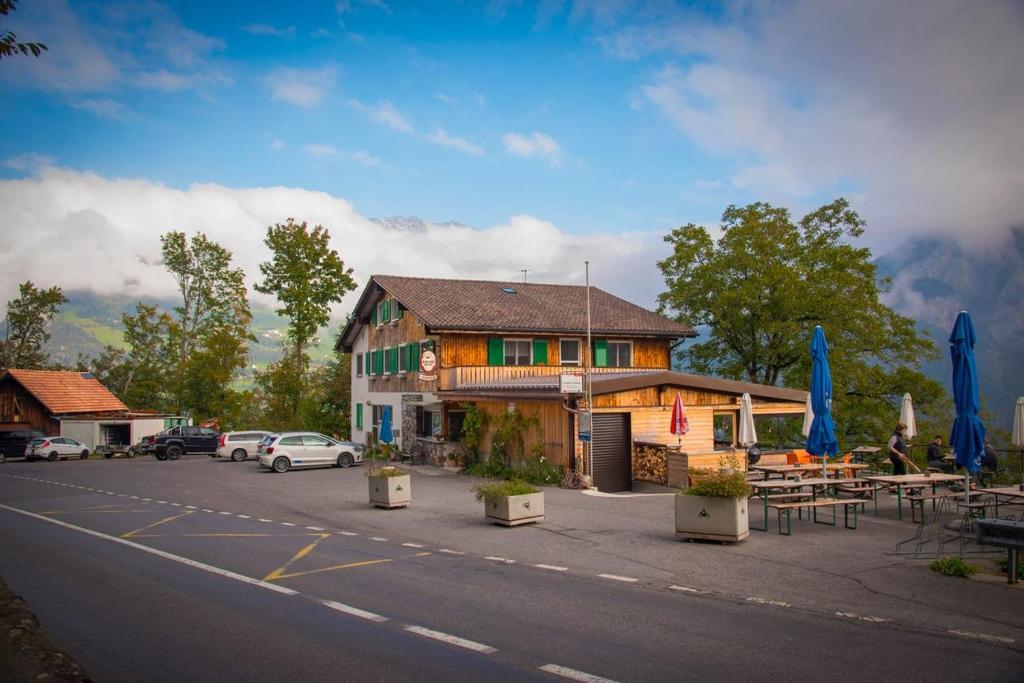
[1,457,1021,682]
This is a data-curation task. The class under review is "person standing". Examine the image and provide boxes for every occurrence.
[888,423,912,475]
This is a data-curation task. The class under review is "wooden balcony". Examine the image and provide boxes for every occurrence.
[438,365,664,391]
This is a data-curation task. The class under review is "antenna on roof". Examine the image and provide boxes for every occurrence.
[519,269,528,283]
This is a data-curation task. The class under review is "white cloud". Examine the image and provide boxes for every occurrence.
[350,99,413,133]
[424,128,484,156]
[351,150,384,167]
[242,24,296,39]
[268,66,336,107]
[303,144,343,158]
[70,98,134,121]
[0,166,669,316]
[269,138,287,151]
[503,131,562,166]
[303,144,386,168]
[3,153,57,172]
[624,0,1024,249]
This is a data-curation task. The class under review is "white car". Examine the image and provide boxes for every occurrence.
[27,437,90,462]
[257,432,364,473]
[215,431,272,462]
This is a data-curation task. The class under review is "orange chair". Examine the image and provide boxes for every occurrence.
[786,449,812,465]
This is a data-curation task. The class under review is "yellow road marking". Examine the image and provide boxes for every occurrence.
[121,510,194,538]
[264,534,332,580]
[267,551,432,581]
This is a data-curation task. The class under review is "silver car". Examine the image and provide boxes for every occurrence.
[257,432,364,473]
[215,431,272,462]
[27,437,91,462]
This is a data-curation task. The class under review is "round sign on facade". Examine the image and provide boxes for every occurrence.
[420,349,437,373]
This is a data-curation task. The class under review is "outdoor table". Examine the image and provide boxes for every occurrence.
[749,477,843,531]
[976,486,1024,517]
[750,463,867,480]
[862,473,962,521]
[851,446,883,471]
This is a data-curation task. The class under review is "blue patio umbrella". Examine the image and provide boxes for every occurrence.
[806,326,839,479]
[949,311,986,500]
[379,405,394,445]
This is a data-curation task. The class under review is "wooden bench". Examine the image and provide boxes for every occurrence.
[750,492,813,532]
[769,498,860,535]
[906,491,960,523]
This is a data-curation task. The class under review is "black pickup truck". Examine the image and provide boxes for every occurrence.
[153,425,220,460]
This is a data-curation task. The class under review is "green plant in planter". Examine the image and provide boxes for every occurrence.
[367,463,406,478]
[684,467,751,498]
[473,479,539,501]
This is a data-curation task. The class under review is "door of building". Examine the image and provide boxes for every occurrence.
[591,413,631,492]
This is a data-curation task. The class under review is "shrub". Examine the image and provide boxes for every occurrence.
[511,454,562,486]
[996,558,1024,580]
[930,557,977,578]
[685,468,751,498]
[463,457,512,480]
[474,479,539,501]
[366,463,406,478]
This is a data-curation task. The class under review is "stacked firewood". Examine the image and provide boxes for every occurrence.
[633,443,668,485]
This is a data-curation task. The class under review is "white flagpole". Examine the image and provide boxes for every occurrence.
[586,260,593,481]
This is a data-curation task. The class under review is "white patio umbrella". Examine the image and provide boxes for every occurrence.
[801,393,813,437]
[738,393,757,448]
[1013,396,1024,490]
[899,393,918,440]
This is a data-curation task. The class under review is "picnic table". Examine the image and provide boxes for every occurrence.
[750,477,868,534]
[750,462,869,480]
[851,446,884,470]
[862,473,962,521]
[976,486,1024,516]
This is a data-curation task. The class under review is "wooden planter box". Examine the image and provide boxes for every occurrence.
[675,494,748,542]
[484,492,544,526]
[368,474,411,509]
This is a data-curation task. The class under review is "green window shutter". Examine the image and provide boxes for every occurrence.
[382,299,391,322]
[395,303,404,320]
[532,339,548,365]
[487,338,504,366]
[384,348,392,373]
[365,352,371,375]
[593,339,608,367]
[356,404,363,429]
[410,342,420,371]
[371,304,377,326]
[374,349,384,375]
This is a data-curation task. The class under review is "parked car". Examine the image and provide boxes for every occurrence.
[0,429,46,463]
[153,425,220,460]
[215,431,271,462]
[26,437,90,462]
[257,432,364,473]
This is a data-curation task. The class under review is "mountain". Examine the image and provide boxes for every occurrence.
[43,290,338,376]
[877,227,1024,431]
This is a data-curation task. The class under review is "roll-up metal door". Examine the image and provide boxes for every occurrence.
[592,413,631,492]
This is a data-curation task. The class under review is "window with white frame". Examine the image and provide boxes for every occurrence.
[559,338,581,366]
[607,340,632,368]
[504,339,532,366]
[355,353,364,377]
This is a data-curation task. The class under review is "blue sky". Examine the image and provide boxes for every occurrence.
[0,1,1021,312]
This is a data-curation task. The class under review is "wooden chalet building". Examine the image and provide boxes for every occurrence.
[337,275,807,492]
[0,368,128,435]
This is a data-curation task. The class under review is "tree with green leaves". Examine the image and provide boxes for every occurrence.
[160,231,252,416]
[657,199,947,446]
[86,304,173,410]
[0,0,47,60]
[0,281,67,369]
[255,218,356,369]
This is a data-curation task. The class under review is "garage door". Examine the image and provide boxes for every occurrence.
[592,413,631,492]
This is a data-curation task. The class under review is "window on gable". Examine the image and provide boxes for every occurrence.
[504,339,532,366]
[559,338,581,366]
[606,340,632,368]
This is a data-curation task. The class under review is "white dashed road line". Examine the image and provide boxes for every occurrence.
[670,585,704,594]
[258,518,273,523]
[747,597,791,608]
[948,630,1014,644]
[598,574,638,583]
[835,611,889,624]
[437,549,464,555]
[306,526,324,531]
[338,531,358,536]
[484,556,516,564]
[370,536,388,542]
[403,626,497,654]
[322,600,389,623]
[237,515,250,519]
[281,522,296,527]
[401,542,424,548]
[539,663,619,683]
[535,564,568,572]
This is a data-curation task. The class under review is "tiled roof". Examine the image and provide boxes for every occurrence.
[2,369,128,415]
[381,275,691,334]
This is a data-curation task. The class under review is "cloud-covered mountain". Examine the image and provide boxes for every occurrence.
[879,227,1024,431]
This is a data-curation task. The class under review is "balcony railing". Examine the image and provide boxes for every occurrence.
[438,365,664,391]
